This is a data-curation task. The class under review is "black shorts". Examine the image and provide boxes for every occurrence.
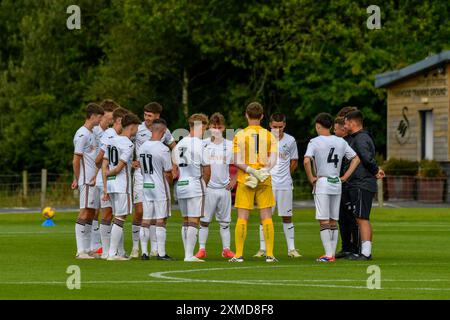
[348,188,375,220]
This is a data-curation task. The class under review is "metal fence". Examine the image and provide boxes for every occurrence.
[0,171,77,208]
[5,170,446,208]
[0,171,318,208]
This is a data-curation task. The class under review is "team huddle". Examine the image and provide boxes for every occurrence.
[72,100,384,263]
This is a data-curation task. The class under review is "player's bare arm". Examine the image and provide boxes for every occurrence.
[168,141,177,150]
[164,170,174,185]
[290,159,298,174]
[202,165,211,185]
[226,165,237,190]
[101,158,109,201]
[106,160,127,177]
[340,155,360,183]
[303,156,317,185]
[265,151,278,171]
[72,153,82,189]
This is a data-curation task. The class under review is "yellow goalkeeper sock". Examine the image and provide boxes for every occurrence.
[235,218,248,257]
[262,218,275,257]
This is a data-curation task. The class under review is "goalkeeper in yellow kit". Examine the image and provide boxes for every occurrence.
[230,102,278,263]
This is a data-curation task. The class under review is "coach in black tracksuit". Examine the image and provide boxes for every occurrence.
[334,117,360,258]
[344,110,384,261]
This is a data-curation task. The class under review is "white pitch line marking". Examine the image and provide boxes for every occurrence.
[149,266,450,292]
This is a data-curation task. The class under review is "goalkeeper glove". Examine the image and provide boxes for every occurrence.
[244,175,258,189]
[246,167,270,183]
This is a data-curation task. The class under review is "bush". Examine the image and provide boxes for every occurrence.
[418,160,446,178]
[382,158,419,176]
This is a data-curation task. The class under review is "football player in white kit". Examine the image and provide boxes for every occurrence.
[132,102,176,258]
[90,100,117,254]
[255,112,302,258]
[195,113,236,260]
[138,119,174,261]
[173,113,211,262]
[95,107,128,259]
[102,113,141,261]
[303,113,360,262]
[71,103,104,259]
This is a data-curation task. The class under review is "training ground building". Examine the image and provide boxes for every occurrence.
[375,51,450,203]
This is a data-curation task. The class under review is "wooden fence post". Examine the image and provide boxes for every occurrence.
[377,178,384,208]
[22,170,28,202]
[40,169,47,209]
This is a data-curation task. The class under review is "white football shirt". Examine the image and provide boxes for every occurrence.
[104,135,134,194]
[93,125,106,187]
[304,135,356,194]
[270,133,298,190]
[174,136,210,199]
[203,138,232,189]
[138,140,172,201]
[100,128,119,153]
[73,126,97,186]
[135,122,175,153]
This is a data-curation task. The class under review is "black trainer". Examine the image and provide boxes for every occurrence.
[141,253,149,261]
[157,255,174,261]
[335,251,352,259]
[346,253,372,261]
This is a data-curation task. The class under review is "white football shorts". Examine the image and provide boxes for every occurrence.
[143,199,171,220]
[314,194,341,221]
[201,187,232,223]
[79,184,99,209]
[272,189,293,217]
[133,170,144,204]
[109,193,132,216]
[178,196,205,218]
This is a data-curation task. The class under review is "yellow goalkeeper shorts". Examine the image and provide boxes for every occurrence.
[234,183,275,210]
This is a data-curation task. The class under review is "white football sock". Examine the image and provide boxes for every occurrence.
[149,225,158,253]
[259,224,266,251]
[320,227,333,257]
[109,223,123,257]
[219,222,231,250]
[100,222,112,256]
[198,225,209,250]
[181,225,187,249]
[90,220,101,251]
[361,241,372,257]
[132,223,140,251]
[330,227,339,257]
[156,226,167,257]
[185,226,198,259]
[140,226,150,255]
[283,222,295,251]
[118,230,125,256]
[83,222,92,253]
[75,222,85,254]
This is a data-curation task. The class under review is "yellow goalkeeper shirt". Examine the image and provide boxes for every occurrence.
[232,125,278,186]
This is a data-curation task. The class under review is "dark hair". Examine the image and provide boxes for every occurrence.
[246,102,264,119]
[315,113,334,129]
[86,103,104,119]
[144,102,163,114]
[100,99,120,112]
[112,107,129,121]
[337,106,358,118]
[209,112,225,126]
[121,113,141,128]
[152,118,167,127]
[270,112,286,123]
[345,110,364,125]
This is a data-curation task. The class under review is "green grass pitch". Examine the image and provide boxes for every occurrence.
[0,208,449,300]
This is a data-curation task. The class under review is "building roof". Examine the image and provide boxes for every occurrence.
[375,51,450,88]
